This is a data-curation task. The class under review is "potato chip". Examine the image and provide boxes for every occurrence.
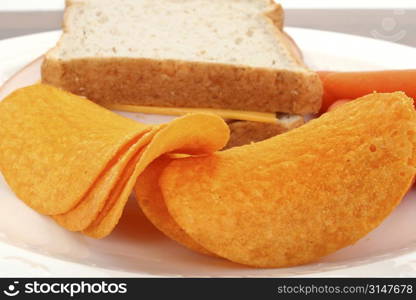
[135,156,213,255]
[0,84,149,215]
[157,92,416,267]
[53,129,157,231]
[84,113,230,238]
[0,84,229,239]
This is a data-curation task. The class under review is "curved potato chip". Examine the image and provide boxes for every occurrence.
[0,84,229,239]
[158,92,416,267]
[52,129,157,231]
[83,113,230,238]
[0,84,148,215]
[135,156,213,255]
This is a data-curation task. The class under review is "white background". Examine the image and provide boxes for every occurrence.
[1,0,416,10]
[0,0,415,47]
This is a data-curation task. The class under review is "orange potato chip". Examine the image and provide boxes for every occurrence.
[135,156,213,256]
[84,112,230,238]
[156,92,416,268]
[53,129,157,231]
[0,84,229,239]
[0,84,149,215]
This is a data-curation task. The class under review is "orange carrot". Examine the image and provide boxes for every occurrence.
[318,70,416,113]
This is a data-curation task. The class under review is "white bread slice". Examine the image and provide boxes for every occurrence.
[42,0,322,115]
[56,0,288,68]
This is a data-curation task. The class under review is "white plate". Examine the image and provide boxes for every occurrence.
[1,28,416,277]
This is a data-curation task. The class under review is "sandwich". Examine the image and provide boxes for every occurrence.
[41,0,323,148]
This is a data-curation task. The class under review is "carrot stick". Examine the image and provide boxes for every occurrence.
[318,70,416,113]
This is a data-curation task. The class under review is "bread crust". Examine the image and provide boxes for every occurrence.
[264,1,284,30]
[42,57,322,114]
[226,117,304,149]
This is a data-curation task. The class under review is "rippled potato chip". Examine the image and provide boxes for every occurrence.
[0,84,149,215]
[84,112,230,238]
[157,92,416,267]
[135,156,212,255]
[53,130,157,231]
[0,84,229,238]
